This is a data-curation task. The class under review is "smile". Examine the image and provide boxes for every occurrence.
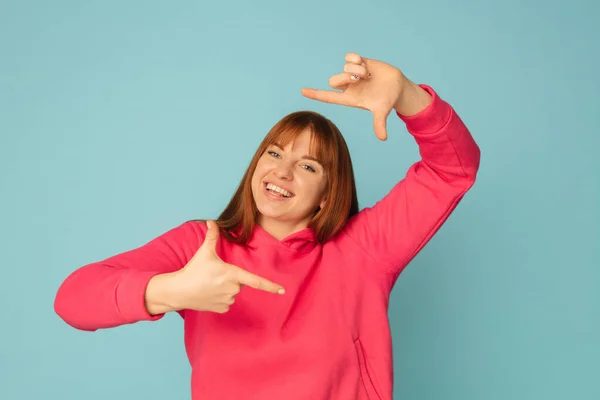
[264,182,295,199]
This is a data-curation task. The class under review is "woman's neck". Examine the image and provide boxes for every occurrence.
[256,216,311,241]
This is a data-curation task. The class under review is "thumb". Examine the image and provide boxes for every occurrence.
[372,110,388,141]
[201,220,220,254]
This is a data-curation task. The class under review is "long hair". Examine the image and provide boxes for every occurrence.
[209,111,359,244]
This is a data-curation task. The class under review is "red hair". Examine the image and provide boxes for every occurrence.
[209,111,359,244]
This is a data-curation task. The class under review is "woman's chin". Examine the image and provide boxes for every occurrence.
[256,208,304,225]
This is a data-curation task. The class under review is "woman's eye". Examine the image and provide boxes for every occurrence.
[302,165,316,173]
[268,150,281,158]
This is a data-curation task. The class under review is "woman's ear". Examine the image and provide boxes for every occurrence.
[319,197,327,210]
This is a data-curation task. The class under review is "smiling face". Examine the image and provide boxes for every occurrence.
[215,111,358,245]
[251,128,328,238]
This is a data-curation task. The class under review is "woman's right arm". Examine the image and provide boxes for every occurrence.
[53,220,203,331]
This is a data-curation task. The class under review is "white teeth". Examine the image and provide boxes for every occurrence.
[266,183,293,198]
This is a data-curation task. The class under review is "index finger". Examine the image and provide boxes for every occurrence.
[301,88,355,107]
[233,266,286,295]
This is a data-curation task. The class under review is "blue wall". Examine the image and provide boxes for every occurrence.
[1,1,598,399]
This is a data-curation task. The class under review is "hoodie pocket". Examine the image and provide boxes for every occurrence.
[354,338,383,400]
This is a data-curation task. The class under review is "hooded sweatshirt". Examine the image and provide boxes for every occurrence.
[54,84,481,400]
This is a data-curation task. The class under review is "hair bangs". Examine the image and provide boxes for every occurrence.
[266,116,339,172]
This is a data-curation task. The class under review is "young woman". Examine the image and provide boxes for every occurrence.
[54,52,480,399]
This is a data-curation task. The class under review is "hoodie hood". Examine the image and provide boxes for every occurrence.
[248,223,318,253]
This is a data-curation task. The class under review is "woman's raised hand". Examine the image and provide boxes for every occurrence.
[301,52,413,141]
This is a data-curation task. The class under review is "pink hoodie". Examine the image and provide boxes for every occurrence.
[54,85,480,399]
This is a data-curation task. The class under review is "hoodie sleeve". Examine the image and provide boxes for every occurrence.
[54,220,204,331]
[342,84,481,277]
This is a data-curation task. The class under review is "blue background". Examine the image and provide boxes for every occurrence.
[1,0,598,399]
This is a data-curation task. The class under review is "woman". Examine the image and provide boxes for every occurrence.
[54,52,480,399]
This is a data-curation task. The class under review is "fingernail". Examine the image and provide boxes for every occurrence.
[278,288,285,295]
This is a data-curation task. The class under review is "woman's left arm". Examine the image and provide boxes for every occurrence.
[302,53,481,276]
[348,82,480,276]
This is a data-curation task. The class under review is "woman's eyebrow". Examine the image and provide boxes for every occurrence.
[302,155,321,163]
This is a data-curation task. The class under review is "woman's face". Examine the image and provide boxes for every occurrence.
[251,129,328,234]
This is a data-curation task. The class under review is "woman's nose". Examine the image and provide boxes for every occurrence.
[274,162,293,179]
